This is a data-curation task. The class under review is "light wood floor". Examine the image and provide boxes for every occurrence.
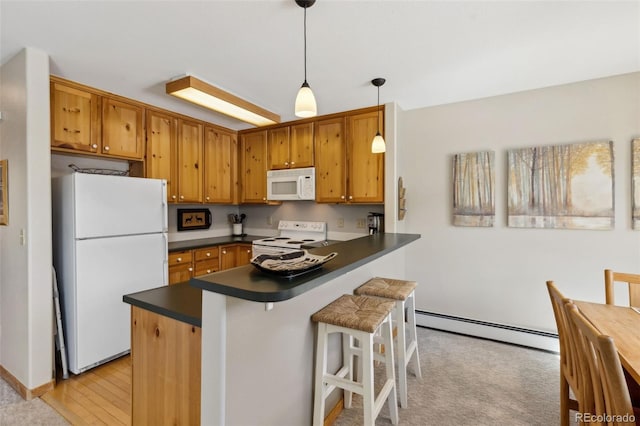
[41,355,132,425]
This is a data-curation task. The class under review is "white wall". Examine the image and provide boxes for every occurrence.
[0,48,53,389]
[399,72,640,334]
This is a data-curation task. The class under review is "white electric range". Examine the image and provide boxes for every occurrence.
[252,220,327,257]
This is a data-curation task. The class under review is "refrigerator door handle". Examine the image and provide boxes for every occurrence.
[162,233,169,285]
[161,180,168,232]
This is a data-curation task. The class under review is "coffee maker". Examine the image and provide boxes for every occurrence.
[367,212,384,234]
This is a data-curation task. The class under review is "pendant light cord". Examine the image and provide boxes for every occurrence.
[377,85,381,133]
[303,6,308,82]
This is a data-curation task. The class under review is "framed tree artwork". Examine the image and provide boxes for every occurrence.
[452,151,495,227]
[507,140,614,230]
[0,160,7,225]
[633,139,640,230]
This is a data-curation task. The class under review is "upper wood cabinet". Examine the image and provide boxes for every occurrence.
[240,130,268,203]
[204,126,238,204]
[315,108,384,204]
[314,117,347,203]
[177,119,203,203]
[50,81,100,154]
[146,109,177,202]
[102,97,144,159]
[346,110,384,203]
[51,77,145,161]
[267,122,314,170]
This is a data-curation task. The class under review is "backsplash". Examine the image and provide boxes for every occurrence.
[168,202,384,242]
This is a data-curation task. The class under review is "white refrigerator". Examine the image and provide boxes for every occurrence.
[52,173,168,374]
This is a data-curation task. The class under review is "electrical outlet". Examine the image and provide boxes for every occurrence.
[337,218,344,228]
[356,218,366,229]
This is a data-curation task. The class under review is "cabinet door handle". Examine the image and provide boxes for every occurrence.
[177,257,182,262]
[222,250,227,254]
[104,146,110,152]
[290,161,295,166]
[341,195,345,199]
[285,161,289,166]
[206,252,211,257]
[348,195,353,200]
[206,269,212,274]
[171,195,177,200]
[206,196,210,201]
[188,267,193,272]
[180,195,184,200]
[91,144,98,149]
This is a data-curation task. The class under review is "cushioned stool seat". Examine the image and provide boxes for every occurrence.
[355,277,422,408]
[311,294,399,426]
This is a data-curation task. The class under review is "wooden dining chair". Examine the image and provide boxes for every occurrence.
[604,269,640,307]
[567,303,640,425]
[547,281,593,426]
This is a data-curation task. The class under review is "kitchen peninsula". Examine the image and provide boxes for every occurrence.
[124,232,419,425]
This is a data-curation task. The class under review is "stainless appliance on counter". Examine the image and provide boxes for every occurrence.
[367,212,384,234]
[252,220,327,257]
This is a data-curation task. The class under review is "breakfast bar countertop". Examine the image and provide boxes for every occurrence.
[191,233,420,303]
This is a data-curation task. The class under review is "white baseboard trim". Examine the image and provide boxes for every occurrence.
[416,311,559,353]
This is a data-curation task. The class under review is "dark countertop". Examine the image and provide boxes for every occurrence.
[168,234,267,252]
[124,233,420,325]
[191,233,420,303]
[123,282,202,327]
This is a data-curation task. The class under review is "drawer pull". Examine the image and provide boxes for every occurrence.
[176,257,182,262]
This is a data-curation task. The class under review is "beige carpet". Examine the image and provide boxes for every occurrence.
[0,378,68,425]
[334,327,566,426]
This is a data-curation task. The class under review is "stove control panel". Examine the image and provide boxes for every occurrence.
[278,221,326,232]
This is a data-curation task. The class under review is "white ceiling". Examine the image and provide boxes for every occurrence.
[2,1,639,131]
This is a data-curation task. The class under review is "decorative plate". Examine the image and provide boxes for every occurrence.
[250,250,338,278]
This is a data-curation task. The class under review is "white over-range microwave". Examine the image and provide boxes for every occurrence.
[267,167,315,201]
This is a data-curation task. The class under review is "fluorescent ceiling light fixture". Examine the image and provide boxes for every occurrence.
[166,76,280,127]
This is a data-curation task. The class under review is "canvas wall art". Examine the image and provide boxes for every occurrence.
[633,138,640,230]
[507,140,614,230]
[452,151,495,227]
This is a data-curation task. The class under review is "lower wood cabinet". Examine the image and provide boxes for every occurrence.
[168,243,252,285]
[168,250,193,285]
[131,306,201,426]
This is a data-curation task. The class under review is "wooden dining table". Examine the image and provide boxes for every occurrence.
[574,301,640,384]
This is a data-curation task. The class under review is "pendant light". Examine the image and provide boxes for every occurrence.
[294,0,317,118]
[371,78,386,153]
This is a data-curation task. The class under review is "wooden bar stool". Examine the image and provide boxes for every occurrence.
[355,277,422,408]
[311,294,399,426]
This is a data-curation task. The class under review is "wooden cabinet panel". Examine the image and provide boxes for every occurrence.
[177,119,203,203]
[347,110,384,203]
[237,243,252,266]
[131,306,201,426]
[194,259,219,276]
[204,126,238,204]
[267,123,314,170]
[220,244,239,270]
[314,117,347,203]
[168,264,192,285]
[267,127,291,170]
[50,82,100,153]
[193,247,218,262]
[240,130,268,203]
[169,250,193,266]
[146,110,177,202]
[290,122,314,169]
[102,97,144,159]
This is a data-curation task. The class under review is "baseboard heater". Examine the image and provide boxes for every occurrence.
[415,310,559,353]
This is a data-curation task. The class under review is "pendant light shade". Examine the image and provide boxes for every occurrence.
[295,0,317,118]
[371,77,386,153]
[295,81,317,118]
